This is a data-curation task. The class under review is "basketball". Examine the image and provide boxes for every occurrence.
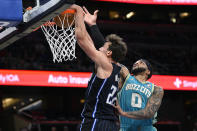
[53,9,75,28]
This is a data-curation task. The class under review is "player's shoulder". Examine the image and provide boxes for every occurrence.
[153,85,164,94]
[147,81,162,89]
[154,84,163,89]
[145,81,153,88]
[146,81,153,84]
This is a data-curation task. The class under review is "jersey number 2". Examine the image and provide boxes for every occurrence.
[131,93,142,108]
[106,85,117,106]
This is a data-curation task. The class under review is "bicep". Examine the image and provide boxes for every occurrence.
[145,86,164,117]
[75,24,110,67]
[119,66,129,88]
[122,66,130,78]
[77,35,99,62]
[77,33,109,67]
[118,75,124,89]
[119,65,130,79]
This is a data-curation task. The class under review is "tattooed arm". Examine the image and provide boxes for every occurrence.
[115,85,164,119]
[117,64,130,89]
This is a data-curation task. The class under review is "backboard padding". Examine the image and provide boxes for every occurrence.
[0,0,23,27]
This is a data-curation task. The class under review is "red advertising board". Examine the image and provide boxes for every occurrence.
[94,0,197,5]
[0,70,197,90]
[149,75,197,91]
[0,70,90,88]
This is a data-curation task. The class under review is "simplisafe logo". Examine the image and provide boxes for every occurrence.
[0,74,20,83]
[173,78,197,88]
[183,80,197,88]
[174,78,182,88]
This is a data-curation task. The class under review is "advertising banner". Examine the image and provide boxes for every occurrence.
[0,70,197,90]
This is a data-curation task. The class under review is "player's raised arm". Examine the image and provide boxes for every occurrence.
[83,6,106,49]
[115,85,164,119]
[83,6,98,26]
[70,5,111,68]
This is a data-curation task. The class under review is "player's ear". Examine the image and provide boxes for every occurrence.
[146,69,151,76]
[107,50,112,57]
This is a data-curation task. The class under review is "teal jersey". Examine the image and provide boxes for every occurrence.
[118,74,155,127]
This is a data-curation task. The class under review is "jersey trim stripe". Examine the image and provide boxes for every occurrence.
[80,118,85,131]
[92,78,107,118]
[151,84,155,93]
[91,119,97,131]
[88,75,96,95]
[81,75,96,117]
[81,106,85,117]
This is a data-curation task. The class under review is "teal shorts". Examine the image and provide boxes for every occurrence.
[120,125,157,131]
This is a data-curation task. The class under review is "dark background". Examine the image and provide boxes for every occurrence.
[0,0,197,130]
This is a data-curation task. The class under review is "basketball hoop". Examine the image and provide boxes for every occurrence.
[41,9,76,63]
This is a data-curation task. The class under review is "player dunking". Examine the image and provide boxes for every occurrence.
[70,5,127,131]
[115,59,164,131]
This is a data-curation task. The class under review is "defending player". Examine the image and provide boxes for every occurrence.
[116,59,164,131]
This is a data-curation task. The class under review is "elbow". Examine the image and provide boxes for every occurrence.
[144,112,155,119]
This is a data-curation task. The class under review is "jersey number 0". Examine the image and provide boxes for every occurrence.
[131,93,142,108]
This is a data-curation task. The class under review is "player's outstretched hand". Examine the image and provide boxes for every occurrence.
[83,6,99,26]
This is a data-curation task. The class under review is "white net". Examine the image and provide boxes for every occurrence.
[41,11,76,63]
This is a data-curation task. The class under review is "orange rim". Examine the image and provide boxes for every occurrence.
[33,9,75,32]
[33,22,56,31]
[61,9,76,15]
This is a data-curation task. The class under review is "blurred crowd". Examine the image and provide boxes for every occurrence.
[1,28,197,131]
[0,27,197,76]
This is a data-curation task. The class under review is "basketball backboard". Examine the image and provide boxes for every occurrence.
[0,0,75,50]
